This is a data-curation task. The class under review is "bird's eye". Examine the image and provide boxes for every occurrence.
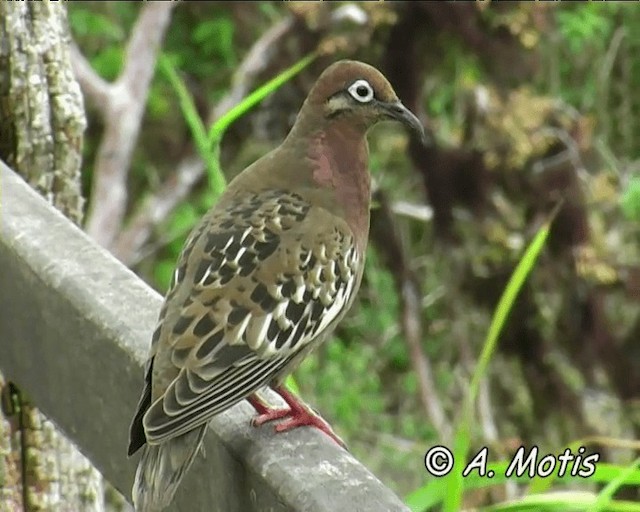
[347,79,374,103]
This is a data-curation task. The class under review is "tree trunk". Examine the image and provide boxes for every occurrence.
[0,3,128,511]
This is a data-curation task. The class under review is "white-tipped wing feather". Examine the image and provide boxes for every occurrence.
[131,189,360,447]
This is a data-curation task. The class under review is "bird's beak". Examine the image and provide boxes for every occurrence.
[381,101,427,146]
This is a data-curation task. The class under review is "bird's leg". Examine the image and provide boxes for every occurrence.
[246,393,290,422]
[248,386,345,447]
[272,386,345,447]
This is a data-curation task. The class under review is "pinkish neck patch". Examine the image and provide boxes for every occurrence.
[309,133,337,189]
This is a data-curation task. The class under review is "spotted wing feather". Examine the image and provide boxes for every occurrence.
[134,189,360,446]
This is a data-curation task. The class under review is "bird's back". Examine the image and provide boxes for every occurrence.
[130,157,363,450]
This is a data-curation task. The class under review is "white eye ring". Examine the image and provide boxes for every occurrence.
[347,79,374,103]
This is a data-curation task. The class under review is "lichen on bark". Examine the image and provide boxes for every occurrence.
[0,3,127,511]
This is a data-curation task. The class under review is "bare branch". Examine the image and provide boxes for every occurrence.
[118,3,175,105]
[69,43,110,113]
[113,155,203,265]
[83,2,176,249]
[370,189,451,443]
[401,279,452,443]
[390,200,433,222]
[211,17,294,122]
[113,16,295,266]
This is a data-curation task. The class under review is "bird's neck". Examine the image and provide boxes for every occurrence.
[300,118,371,250]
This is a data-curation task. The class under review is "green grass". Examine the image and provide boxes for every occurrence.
[406,204,640,511]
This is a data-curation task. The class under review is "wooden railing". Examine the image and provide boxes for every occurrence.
[0,161,409,511]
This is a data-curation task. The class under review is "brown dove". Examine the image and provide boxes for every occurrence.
[128,59,425,511]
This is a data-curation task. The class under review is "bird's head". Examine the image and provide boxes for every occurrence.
[302,60,426,144]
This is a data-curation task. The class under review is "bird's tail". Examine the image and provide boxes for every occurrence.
[132,425,207,512]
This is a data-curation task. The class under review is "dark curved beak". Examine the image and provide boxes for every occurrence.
[382,101,427,146]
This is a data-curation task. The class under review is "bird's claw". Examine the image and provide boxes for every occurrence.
[247,389,346,448]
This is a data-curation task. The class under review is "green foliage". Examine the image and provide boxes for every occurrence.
[405,207,639,511]
[549,4,640,159]
[191,19,236,68]
[153,259,175,294]
[591,458,640,512]
[448,209,556,512]
[317,341,384,431]
[160,50,316,210]
[145,85,172,119]
[68,9,125,41]
[90,46,125,82]
[362,248,408,369]
[482,491,640,512]
[620,176,640,222]
[555,6,613,55]
[163,10,236,83]
[424,35,483,141]
[67,4,134,80]
[551,5,614,112]
[408,459,640,512]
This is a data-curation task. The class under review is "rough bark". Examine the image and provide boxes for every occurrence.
[0,3,128,511]
[0,1,85,224]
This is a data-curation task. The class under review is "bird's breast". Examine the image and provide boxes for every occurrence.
[307,129,371,250]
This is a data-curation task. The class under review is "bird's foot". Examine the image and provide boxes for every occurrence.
[247,394,291,424]
[247,386,345,448]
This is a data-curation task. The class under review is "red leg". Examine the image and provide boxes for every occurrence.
[247,386,345,447]
[247,393,290,423]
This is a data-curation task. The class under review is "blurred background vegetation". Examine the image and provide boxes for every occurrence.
[67,2,639,509]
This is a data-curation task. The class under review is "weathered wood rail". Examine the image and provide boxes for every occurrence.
[0,161,409,511]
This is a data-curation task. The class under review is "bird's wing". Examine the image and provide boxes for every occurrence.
[139,189,361,445]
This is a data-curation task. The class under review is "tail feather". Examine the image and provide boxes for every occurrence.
[132,426,207,512]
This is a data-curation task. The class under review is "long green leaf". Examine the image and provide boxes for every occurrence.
[442,205,560,512]
[158,55,227,199]
[208,52,317,145]
[406,459,640,512]
[481,491,640,512]
[590,458,640,512]
[528,437,640,494]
